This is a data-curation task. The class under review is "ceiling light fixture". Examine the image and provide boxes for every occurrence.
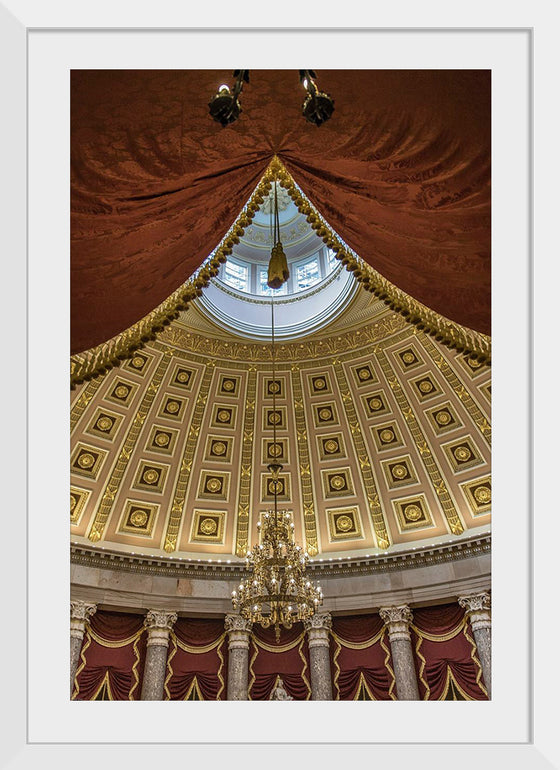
[298,70,335,126]
[231,199,323,638]
[208,70,248,127]
[209,70,334,127]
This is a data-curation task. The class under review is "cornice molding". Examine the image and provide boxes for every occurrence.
[71,533,490,581]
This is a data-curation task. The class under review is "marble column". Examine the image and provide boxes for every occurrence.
[140,609,178,701]
[70,600,97,696]
[304,612,333,700]
[459,592,492,698]
[379,605,420,701]
[225,615,253,700]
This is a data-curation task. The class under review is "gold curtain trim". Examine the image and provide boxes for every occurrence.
[164,633,226,701]
[332,628,396,701]
[332,636,341,700]
[380,627,397,701]
[414,631,431,700]
[330,628,384,650]
[90,670,114,701]
[463,621,489,698]
[173,631,226,655]
[251,630,306,654]
[298,636,312,701]
[440,667,476,701]
[163,635,177,700]
[184,676,204,701]
[87,626,144,649]
[410,621,465,644]
[248,631,309,700]
[71,628,92,700]
[129,633,142,700]
[216,637,226,701]
[70,156,490,387]
[70,168,276,387]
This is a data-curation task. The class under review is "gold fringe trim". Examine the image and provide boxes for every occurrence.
[70,168,276,387]
[380,627,397,701]
[330,628,384,650]
[163,634,177,700]
[70,156,490,387]
[71,628,92,700]
[463,620,489,698]
[174,632,226,655]
[273,158,491,363]
[410,621,464,644]
[217,636,226,701]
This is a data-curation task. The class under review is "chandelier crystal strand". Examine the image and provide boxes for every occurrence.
[232,224,323,640]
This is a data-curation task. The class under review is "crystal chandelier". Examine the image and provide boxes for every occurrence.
[231,196,323,640]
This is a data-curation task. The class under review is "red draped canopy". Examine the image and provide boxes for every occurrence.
[71,69,490,354]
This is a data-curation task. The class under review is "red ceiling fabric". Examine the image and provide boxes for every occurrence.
[71,69,490,354]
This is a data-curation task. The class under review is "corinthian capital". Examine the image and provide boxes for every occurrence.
[70,600,97,639]
[379,605,414,642]
[458,592,491,632]
[304,612,332,632]
[224,614,253,635]
[458,592,491,614]
[144,609,178,632]
[70,600,97,623]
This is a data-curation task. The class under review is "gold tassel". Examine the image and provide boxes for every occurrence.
[267,242,290,289]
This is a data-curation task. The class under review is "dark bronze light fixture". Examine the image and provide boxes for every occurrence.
[208,70,249,127]
[209,70,334,127]
[299,70,335,126]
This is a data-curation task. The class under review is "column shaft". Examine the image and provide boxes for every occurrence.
[140,610,177,701]
[225,615,252,700]
[389,637,420,701]
[459,593,491,698]
[304,613,333,700]
[70,601,97,696]
[379,605,420,701]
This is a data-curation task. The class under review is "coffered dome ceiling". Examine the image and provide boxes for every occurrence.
[70,69,491,574]
[71,263,491,563]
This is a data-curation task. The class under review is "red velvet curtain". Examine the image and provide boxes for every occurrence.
[164,618,226,700]
[410,603,488,700]
[331,614,396,700]
[71,70,490,353]
[72,610,146,700]
[248,624,310,701]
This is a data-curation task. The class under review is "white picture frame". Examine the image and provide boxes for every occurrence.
[2,4,552,767]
